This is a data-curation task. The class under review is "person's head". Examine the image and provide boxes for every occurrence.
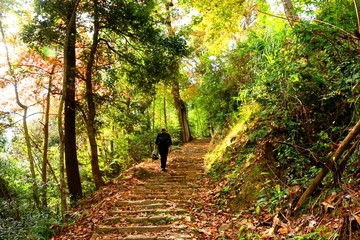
[161,128,166,133]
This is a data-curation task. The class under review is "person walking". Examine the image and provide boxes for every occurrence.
[154,128,172,172]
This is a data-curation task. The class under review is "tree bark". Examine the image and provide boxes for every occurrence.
[294,119,360,212]
[0,19,41,208]
[163,96,168,129]
[339,137,360,175]
[0,176,11,200]
[84,0,105,189]
[353,0,360,36]
[165,0,192,143]
[58,93,67,216]
[152,97,155,131]
[171,82,192,142]
[281,0,300,28]
[64,0,82,205]
[41,65,55,208]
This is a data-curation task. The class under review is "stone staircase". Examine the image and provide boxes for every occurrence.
[90,140,209,240]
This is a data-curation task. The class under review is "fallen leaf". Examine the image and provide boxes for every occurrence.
[321,201,335,213]
[278,227,288,235]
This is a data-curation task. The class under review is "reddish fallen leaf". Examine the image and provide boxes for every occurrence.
[278,227,288,235]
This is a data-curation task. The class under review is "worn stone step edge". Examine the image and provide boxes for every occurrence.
[90,231,194,240]
[139,179,201,183]
[95,224,188,234]
[124,232,195,240]
[156,170,204,174]
[138,176,202,179]
[131,190,195,195]
[126,195,196,200]
[133,186,197,191]
[115,199,188,206]
[103,214,191,224]
[116,203,186,210]
[109,208,188,216]
[145,174,204,178]
[125,197,194,201]
[136,184,201,189]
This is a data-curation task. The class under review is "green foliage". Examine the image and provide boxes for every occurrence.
[0,152,60,239]
[0,205,60,240]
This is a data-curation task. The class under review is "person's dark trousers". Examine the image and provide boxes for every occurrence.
[158,146,169,170]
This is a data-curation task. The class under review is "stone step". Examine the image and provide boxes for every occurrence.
[104,214,190,224]
[91,231,194,240]
[123,233,194,240]
[143,175,203,179]
[141,179,199,184]
[115,199,188,207]
[115,203,186,211]
[167,164,204,168]
[136,183,199,188]
[154,173,204,178]
[109,208,188,216]
[162,169,204,173]
[140,178,200,183]
[95,224,188,234]
[131,189,193,195]
[126,194,196,200]
[133,186,196,191]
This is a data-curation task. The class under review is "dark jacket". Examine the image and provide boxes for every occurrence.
[155,133,172,148]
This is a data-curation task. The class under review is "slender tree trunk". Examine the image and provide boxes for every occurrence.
[339,137,360,175]
[0,19,41,208]
[23,108,41,207]
[125,87,132,133]
[165,1,192,143]
[84,0,105,189]
[64,0,82,205]
[41,66,55,208]
[294,119,360,212]
[163,96,168,129]
[281,0,300,28]
[152,97,155,131]
[58,95,67,216]
[353,0,360,35]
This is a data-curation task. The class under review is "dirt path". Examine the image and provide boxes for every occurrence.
[89,139,210,240]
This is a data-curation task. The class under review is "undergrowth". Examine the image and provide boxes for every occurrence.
[205,102,359,238]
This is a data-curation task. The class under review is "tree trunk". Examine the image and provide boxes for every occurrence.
[294,119,360,212]
[0,176,11,200]
[281,0,300,28]
[339,137,360,175]
[0,19,41,208]
[24,108,41,207]
[64,0,82,205]
[58,93,67,216]
[353,0,360,36]
[171,82,192,143]
[84,0,105,189]
[152,97,155,131]
[41,66,55,208]
[165,1,192,143]
[163,96,168,129]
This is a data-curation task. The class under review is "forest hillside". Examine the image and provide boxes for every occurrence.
[0,0,359,239]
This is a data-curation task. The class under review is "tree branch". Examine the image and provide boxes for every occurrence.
[294,119,360,212]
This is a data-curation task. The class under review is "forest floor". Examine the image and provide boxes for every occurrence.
[54,139,360,240]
